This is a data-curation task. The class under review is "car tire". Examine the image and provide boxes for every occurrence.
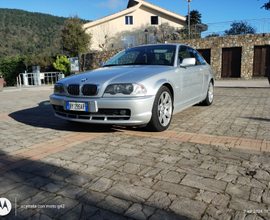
[146,86,173,132]
[202,81,214,106]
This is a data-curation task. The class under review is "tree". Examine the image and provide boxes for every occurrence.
[205,33,220,38]
[224,21,256,36]
[184,10,202,39]
[0,56,25,86]
[53,56,70,75]
[24,54,55,72]
[61,15,91,57]
[261,0,270,10]
[91,23,114,51]
[177,26,200,39]
[186,10,202,26]
[148,23,175,43]
[0,9,69,60]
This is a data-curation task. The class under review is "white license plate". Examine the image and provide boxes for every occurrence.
[67,102,89,111]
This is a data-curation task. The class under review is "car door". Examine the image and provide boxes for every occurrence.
[178,46,202,105]
[192,48,206,97]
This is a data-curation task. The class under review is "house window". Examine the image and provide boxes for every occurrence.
[149,36,157,44]
[151,16,159,25]
[125,16,133,25]
[123,36,135,47]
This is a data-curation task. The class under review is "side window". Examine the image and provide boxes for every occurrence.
[192,49,205,65]
[178,46,192,63]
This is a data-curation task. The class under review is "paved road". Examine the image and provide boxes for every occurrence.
[0,82,269,220]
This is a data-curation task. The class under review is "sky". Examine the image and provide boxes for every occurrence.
[1,0,270,25]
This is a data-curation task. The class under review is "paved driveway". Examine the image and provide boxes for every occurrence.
[0,83,270,220]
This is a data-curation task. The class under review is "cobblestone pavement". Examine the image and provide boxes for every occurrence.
[0,85,270,220]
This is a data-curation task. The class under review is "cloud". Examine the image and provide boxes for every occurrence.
[95,0,126,10]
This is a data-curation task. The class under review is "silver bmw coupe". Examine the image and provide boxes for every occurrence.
[50,44,214,132]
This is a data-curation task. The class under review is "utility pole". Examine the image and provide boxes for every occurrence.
[186,0,192,39]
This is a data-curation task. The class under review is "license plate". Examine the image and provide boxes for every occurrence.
[67,102,89,111]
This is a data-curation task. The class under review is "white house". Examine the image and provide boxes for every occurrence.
[83,0,191,50]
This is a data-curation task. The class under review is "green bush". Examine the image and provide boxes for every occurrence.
[53,56,70,75]
[0,56,25,86]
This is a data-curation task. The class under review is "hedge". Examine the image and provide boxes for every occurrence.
[0,56,25,86]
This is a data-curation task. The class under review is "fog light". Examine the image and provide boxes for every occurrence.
[119,110,127,115]
[55,106,61,110]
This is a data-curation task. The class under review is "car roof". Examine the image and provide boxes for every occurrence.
[128,43,187,50]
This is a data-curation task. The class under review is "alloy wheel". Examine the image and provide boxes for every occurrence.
[157,91,172,127]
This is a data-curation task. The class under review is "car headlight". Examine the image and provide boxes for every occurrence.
[54,83,65,95]
[104,83,147,95]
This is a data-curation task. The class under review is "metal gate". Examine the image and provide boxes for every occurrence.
[221,47,242,78]
[253,45,270,77]
[17,72,64,87]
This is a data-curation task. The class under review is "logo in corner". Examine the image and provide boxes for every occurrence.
[0,198,12,216]
[81,78,88,82]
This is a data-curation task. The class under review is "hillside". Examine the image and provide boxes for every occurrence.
[0,9,90,60]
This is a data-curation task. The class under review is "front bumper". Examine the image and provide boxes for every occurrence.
[50,94,155,126]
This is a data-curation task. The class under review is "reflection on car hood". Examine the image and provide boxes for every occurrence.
[60,65,173,86]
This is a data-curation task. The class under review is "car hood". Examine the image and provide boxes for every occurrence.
[60,65,173,96]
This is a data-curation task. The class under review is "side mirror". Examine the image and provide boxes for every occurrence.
[180,58,196,67]
[100,62,105,67]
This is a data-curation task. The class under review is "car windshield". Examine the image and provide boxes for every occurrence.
[104,45,176,67]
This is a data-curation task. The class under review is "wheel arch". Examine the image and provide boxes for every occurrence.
[152,79,175,105]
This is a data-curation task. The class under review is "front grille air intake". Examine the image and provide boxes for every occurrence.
[82,84,98,96]
[67,84,80,95]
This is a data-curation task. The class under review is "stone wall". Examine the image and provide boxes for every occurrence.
[171,33,270,79]
[80,33,270,79]
[80,48,124,72]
